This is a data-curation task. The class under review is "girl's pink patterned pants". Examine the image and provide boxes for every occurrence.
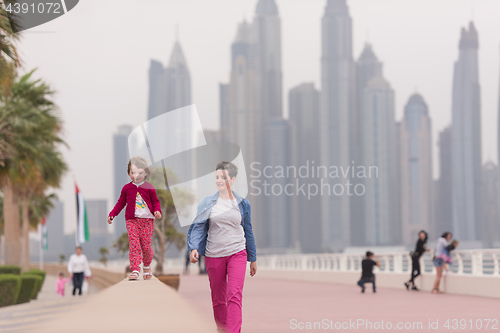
[126,218,154,272]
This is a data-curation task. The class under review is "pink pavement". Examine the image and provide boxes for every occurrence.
[179,274,500,333]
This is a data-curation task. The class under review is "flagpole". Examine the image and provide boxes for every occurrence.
[39,223,43,270]
[73,174,80,247]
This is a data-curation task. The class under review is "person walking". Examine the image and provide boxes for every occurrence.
[432,232,452,294]
[187,161,257,333]
[67,246,92,296]
[108,156,162,281]
[405,230,428,291]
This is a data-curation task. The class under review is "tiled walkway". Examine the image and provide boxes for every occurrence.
[179,273,500,333]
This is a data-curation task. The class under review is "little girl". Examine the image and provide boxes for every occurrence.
[108,156,162,280]
[56,272,71,297]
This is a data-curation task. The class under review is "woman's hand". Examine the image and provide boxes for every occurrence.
[190,249,199,263]
[154,211,162,219]
[249,261,257,277]
[107,216,113,224]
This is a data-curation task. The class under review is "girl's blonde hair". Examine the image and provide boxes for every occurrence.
[127,156,151,180]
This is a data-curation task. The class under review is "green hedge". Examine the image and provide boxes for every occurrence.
[0,275,21,307]
[27,269,46,298]
[0,265,21,275]
[22,272,42,300]
[16,275,41,304]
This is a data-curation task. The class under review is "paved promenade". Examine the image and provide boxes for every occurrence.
[179,274,500,333]
[1,271,498,332]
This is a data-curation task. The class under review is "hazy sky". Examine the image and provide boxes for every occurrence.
[18,0,500,233]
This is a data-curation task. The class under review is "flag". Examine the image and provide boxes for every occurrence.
[41,217,48,251]
[75,182,89,244]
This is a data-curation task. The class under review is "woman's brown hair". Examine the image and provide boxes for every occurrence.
[216,161,238,179]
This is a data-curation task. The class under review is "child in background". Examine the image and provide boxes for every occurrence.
[56,272,71,297]
[108,156,162,281]
[438,240,459,272]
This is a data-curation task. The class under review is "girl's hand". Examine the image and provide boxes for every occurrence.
[190,250,199,263]
[250,262,257,277]
[107,216,113,224]
[154,211,162,219]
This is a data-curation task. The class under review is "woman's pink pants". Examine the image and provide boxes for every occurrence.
[205,249,247,333]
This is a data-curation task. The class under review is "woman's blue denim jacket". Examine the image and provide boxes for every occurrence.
[187,191,257,262]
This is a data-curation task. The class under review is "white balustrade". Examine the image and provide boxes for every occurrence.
[224,249,500,278]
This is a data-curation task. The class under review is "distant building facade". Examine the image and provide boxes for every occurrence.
[399,94,433,245]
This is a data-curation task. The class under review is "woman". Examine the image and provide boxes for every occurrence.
[67,246,92,296]
[187,161,257,333]
[432,232,452,294]
[404,230,428,291]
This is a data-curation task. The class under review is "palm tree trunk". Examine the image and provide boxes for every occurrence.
[2,178,21,265]
[21,193,30,272]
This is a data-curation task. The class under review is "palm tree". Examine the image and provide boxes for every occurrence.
[0,1,22,95]
[149,167,194,274]
[19,145,66,270]
[0,69,66,267]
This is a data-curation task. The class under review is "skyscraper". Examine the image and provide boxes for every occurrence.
[451,22,482,241]
[289,83,321,252]
[113,125,132,244]
[254,0,282,121]
[226,20,259,171]
[147,60,166,121]
[320,0,355,251]
[44,201,64,262]
[265,119,290,250]
[362,76,397,246]
[436,126,453,236]
[399,94,433,245]
[498,45,500,165]
[254,0,283,250]
[84,199,111,261]
[481,161,500,247]
[165,41,191,112]
[352,43,383,246]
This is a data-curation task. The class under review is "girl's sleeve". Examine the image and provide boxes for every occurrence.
[151,188,161,213]
[109,186,127,217]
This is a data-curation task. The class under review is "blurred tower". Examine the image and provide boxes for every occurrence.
[320,0,355,251]
[436,126,453,236]
[481,162,500,247]
[113,125,132,244]
[498,45,500,165]
[226,20,259,170]
[362,76,397,246]
[451,22,482,241]
[44,201,64,262]
[399,94,433,245]
[165,40,192,112]
[254,0,282,121]
[352,43,383,246]
[147,60,166,121]
[165,39,193,157]
[84,199,111,261]
[289,83,321,252]
[265,119,291,251]
[254,0,284,250]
